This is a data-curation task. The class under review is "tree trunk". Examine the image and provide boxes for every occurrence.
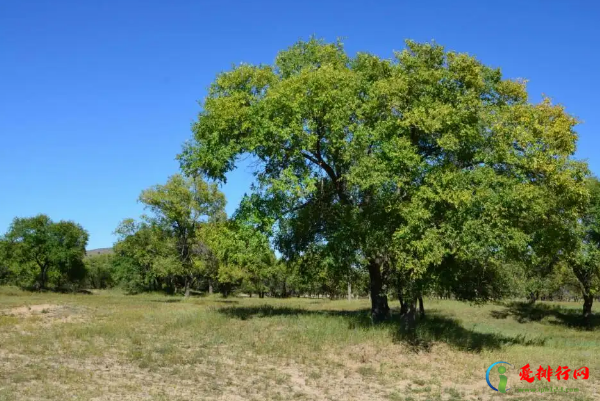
[583,293,593,326]
[39,265,48,290]
[259,291,264,299]
[399,294,408,315]
[368,257,390,323]
[402,297,418,333]
[222,283,230,298]
[184,278,191,298]
[397,275,408,315]
[208,281,213,295]
[528,291,537,304]
[418,296,425,319]
[347,281,352,301]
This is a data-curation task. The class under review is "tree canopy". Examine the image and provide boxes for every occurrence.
[178,38,588,321]
[1,214,88,290]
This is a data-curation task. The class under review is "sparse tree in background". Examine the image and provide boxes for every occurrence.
[139,174,226,297]
[199,222,244,297]
[114,175,226,297]
[1,215,88,290]
[233,223,277,298]
[282,242,363,300]
[113,219,166,293]
[178,38,587,322]
[84,253,116,289]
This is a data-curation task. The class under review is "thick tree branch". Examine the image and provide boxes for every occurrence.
[301,151,321,166]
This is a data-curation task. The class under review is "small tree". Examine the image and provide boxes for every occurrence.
[138,174,226,297]
[2,215,88,290]
[113,219,165,293]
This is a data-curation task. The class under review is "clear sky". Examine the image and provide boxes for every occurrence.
[1,1,598,249]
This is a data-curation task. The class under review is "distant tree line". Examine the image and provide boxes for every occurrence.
[0,175,370,299]
[91,174,371,299]
[1,173,597,323]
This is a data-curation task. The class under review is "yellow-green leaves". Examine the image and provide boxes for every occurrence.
[179,38,588,303]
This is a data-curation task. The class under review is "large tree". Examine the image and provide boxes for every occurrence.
[2,214,88,289]
[178,38,587,321]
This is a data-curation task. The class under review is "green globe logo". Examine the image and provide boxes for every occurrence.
[486,362,512,392]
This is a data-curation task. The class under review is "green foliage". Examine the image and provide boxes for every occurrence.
[113,174,231,295]
[0,239,13,285]
[140,174,226,293]
[1,214,88,290]
[523,262,581,301]
[84,254,116,289]
[203,219,277,297]
[111,174,288,298]
[113,219,173,293]
[178,37,587,312]
[288,243,362,299]
[139,174,226,230]
[571,178,600,301]
[584,177,600,248]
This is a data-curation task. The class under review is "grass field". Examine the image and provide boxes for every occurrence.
[0,287,598,400]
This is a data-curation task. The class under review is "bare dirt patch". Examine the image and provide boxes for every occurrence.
[1,304,86,324]
[6,304,62,316]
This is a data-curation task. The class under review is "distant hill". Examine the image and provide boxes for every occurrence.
[86,248,114,256]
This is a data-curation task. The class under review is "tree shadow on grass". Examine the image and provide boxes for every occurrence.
[53,288,93,295]
[150,299,182,303]
[150,298,240,304]
[19,286,94,295]
[217,305,545,353]
[392,311,546,353]
[490,302,600,330]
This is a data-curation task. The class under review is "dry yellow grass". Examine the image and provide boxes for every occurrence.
[0,287,597,400]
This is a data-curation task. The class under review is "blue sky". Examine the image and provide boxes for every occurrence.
[1,1,598,249]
